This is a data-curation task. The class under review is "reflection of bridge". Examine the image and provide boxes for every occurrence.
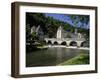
[44,38,86,47]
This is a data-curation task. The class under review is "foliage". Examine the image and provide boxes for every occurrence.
[26,13,89,45]
[68,15,89,27]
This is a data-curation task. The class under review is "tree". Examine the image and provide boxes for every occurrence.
[69,15,89,28]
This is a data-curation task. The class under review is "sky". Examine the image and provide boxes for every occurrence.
[45,13,90,29]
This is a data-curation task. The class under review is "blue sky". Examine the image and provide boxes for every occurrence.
[45,13,89,29]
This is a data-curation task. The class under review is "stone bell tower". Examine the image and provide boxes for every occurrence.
[56,26,62,39]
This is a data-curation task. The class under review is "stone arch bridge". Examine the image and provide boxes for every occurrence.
[44,38,87,47]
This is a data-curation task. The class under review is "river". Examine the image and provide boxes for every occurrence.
[26,47,89,67]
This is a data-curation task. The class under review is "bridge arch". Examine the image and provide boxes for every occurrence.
[48,40,52,45]
[81,41,89,47]
[53,41,58,45]
[70,41,77,46]
[61,41,67,45]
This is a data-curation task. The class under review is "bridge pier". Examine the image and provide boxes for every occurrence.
[67,41,71,46]
[77,41,84,47]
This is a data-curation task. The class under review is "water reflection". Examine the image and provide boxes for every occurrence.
[26,47,89,67]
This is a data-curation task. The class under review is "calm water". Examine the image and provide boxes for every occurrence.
[26,47,89,67]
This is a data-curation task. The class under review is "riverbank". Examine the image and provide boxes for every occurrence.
[43,45,89,50]
[58,53,89,65]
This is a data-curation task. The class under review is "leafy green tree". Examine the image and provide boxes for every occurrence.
[69,15,89,27]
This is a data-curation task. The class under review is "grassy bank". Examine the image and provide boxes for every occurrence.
[58,53,89,65]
